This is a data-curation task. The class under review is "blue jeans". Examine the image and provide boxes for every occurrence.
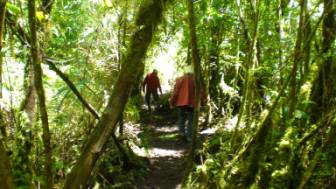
[177,106,194,139]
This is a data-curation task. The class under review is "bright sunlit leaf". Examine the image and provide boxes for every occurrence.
[104,0,113,8]
[36,11,45,22]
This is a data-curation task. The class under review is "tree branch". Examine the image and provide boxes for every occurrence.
[44,58,99,119]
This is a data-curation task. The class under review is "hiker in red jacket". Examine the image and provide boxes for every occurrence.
[170,66,206,141]
[143,69,162,111]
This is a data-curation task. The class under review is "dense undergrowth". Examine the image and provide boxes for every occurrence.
[185,109,336,189]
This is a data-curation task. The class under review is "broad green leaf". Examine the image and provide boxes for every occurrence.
[6,2,20,15]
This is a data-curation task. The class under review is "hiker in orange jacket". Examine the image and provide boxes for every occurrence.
[170,66,206,141]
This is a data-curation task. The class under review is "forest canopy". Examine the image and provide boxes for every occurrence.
[0,0,335,188]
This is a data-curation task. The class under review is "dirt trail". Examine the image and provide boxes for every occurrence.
[136,110,189,189]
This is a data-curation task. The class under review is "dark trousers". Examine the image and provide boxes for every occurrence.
[177,106,194,139]
[145,91,160,110]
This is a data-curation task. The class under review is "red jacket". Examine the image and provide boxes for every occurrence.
[143,72,162,93]
[170,73,206,108]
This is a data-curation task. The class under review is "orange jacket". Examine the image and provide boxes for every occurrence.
[170,73,206,108]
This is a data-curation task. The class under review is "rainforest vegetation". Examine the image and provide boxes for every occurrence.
[0,0,335,188]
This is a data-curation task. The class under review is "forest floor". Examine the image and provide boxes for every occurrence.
[135,107,190,189]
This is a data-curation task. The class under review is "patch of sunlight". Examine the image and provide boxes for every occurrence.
[224,115,239,131]
[158,133,179,140]
[220,79,239,97]
[130,142,149,157]
[147,148,185,158]
[132,143,185,158]
[155,126,179,133]
[2,59,25,107]
[153,51,176,93]
[200,127,217,135]
[151,31,183,93]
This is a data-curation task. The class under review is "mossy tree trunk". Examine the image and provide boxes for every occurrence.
[207,3,224,115]
[288,0,305,119]
[0,0,6,97]
[231,0,260,145]
[0,0,7,137]
[287,0,335,187]
[0,139,15,189]
[305,1,336,187]
[63,1,168,188]
[311,0,336,119]
[301,0,311,77]
[224,75,290,188]
[186,0,201,160]
[0,1,14,188]
[28,1,53,188]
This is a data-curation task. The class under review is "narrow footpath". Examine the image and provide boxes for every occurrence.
[136,109,189,189]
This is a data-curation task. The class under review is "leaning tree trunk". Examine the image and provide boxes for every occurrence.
[28,1,53,188]
[44,58,131,168]
[63,1,168,188]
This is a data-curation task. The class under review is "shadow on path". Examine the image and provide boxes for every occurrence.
[136,109,189,189]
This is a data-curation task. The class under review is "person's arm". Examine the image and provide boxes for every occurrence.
[156,75,163,95]
[142,76,147,92]
[158,84,163,95]
[170,78,181,107]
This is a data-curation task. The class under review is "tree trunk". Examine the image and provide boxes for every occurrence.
[301,0,311,76]
[288,0,305,118]
[224,76,291,188]
[45,57,131,168]
[208,25,221,115]
[276,0,288,131]
[288,1,335,187]
[319,0,336,114]
[186,0,201,161]
[0,138,15,189]
[310,0,336,121]
[28,1,53,188]
[63,1,168,188]
[0,3,13,179]
[0,0,7,137]
[231,0,260,145]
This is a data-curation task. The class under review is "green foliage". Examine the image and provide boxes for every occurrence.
[1,0,335,188]
[6,2,20,15]
[124,95,142,122]
[92,137,149,188]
